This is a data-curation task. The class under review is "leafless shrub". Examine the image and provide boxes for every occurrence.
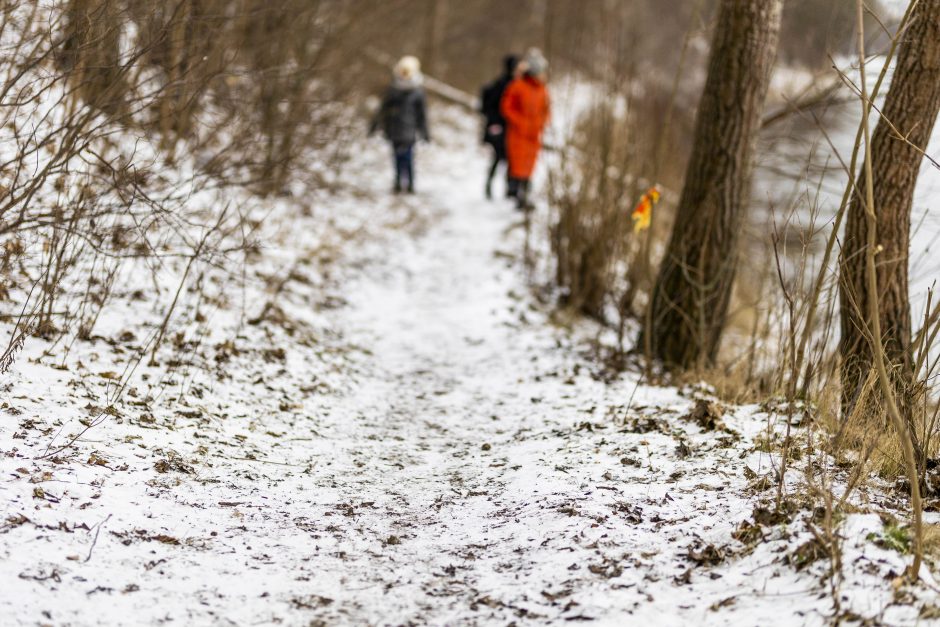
[548,96,638,324]
[0,0,358,384]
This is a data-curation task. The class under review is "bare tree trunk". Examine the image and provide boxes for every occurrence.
[839,1,940,438]
[158,0,192,153]
[423,0,448,77]
[542,0,555,61]
[62,0,126,115]
[639,0,782,370]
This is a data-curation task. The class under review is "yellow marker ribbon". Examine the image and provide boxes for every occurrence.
[631,186,661,233]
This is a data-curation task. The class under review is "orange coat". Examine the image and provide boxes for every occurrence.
[500,76,549,180]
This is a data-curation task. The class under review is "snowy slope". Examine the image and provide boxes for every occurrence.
[1,106,937,626]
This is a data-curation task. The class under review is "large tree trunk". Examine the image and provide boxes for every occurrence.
[639,0,782,370]
[839,1,940,425]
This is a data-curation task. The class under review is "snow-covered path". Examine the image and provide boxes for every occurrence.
[1,115,925,626]
[229,139,759,624]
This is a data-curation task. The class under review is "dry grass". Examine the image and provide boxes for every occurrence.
[921,523,940,560]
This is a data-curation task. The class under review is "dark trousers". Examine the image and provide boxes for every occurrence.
[485,134,513,197]
[393,142,414,191]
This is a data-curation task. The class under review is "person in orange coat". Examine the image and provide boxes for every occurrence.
[500,48,550,210]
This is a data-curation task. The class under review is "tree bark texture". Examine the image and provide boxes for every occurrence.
[839,0,940,417]
[640,0,782,370]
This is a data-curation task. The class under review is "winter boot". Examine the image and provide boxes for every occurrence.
[516,180,534,211]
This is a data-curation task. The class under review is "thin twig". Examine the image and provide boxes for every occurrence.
[84,514,112,563]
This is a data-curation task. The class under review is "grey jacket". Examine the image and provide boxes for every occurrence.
[370,82,429,146]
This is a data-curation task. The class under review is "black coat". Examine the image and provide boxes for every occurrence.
[371,85,429,146]
[480,74,513,144]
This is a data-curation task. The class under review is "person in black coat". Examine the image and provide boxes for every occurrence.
[370,56,430,194]
[480,54,520,199]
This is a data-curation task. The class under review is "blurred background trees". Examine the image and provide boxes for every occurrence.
[24,0,879,200]
[0,0,894,362]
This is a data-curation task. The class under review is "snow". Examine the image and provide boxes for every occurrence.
[1,101,938,626]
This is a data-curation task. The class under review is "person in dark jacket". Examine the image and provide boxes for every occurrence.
[370,56,430,194]
[480,54,520,199]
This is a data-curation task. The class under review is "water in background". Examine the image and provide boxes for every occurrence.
[755,54,939,324]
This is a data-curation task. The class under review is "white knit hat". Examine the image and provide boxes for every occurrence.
[394,56,422,80]
[525,48,548,76]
